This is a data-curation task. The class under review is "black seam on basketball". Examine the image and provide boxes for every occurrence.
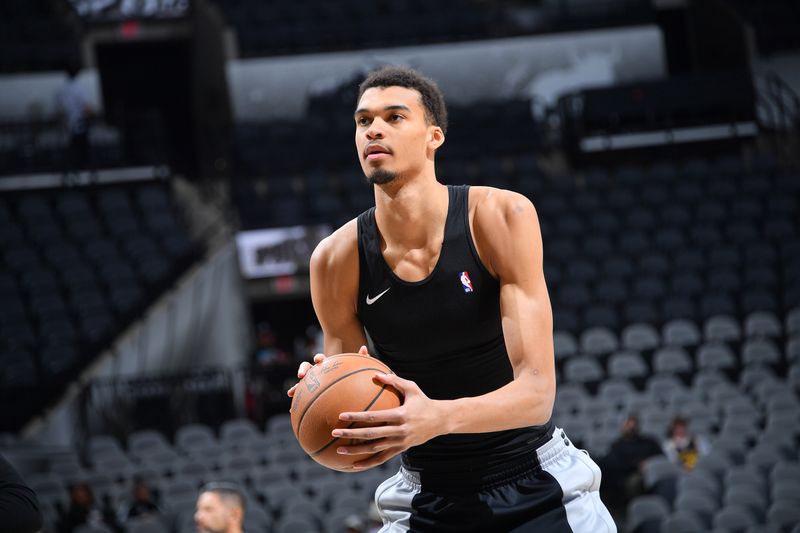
[295,365,389,442]
[309,383,391,457]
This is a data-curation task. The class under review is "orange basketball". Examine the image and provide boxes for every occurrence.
[290,353,402,471]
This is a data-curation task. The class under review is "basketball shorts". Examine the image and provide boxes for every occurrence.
[373,426,617,532]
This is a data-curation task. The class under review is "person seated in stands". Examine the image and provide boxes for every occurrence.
[194,482,245,533]
[57,481,118,533]
[599,414,664,511]
[121,477,160,521]
[662,416,711,471]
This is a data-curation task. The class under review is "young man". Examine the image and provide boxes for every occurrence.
[288,66,615,532]
[194,482,246,533]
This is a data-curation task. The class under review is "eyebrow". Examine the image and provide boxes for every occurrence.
[354,104,411,117]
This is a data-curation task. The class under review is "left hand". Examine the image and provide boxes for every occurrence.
[332,373,445,469]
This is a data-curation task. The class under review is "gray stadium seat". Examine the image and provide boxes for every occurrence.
[175,423,216,452]
[662,319,701,347]
[740,366,778,393]
[653,347,693,374]
[608,351,649,380]
[563,357,604,385]
[745,311,782,338]
[771,479,800,505]
[626,495,670,533]
[696,451,734,477]
[704,315,741,343]
[647,373,687,403]
[642,456,680,490]
[128,429,171,459]
[221,418,261,443]
[767,502,800,530]
[770,461,800,485]
[725,467,766,491]
[697,343,737,370]
[692,371,731,398]
[675,490,719,527]
[742,339,781,366]
[553,331,578,360]
[724,485,768,516]
[598,379,635,409]
[579,327,618,356]
[747,445,786,473]
[555,383,588,413]
[623,323,660,351]
[660,511,705,533]
[713,505,758,531]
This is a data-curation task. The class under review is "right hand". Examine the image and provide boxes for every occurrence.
[287,345,370,397]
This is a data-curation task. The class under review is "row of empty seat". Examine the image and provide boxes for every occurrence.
[0,181,201,431]
[28,416,392,533]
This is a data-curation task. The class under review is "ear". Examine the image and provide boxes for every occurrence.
[427,126,445,153]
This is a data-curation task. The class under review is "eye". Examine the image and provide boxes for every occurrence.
[356,116,370,126]
[389,114,403,122]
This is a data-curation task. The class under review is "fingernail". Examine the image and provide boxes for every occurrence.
[332,430,342,437]
[339,414,351,421]
[337,447,346,454]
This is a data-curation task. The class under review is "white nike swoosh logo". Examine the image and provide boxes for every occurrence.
[366,288,390,305]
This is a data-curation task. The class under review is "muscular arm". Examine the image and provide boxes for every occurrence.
[309,220,368,355]
[442,188,555,431]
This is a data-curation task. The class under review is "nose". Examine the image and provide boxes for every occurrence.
[365,117,386,140]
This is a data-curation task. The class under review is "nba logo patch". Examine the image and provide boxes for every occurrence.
[460,271,473,293]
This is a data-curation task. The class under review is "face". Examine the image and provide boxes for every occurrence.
[354,86,443,185]
[623,416,639,435]
[194,492,235,533]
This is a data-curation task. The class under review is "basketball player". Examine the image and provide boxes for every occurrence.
[194,482,245,533]
[288,66,616,532]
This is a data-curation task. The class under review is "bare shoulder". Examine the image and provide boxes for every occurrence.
[469,186,538,231]
[311,218,359,273]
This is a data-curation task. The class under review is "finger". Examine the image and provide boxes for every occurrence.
[287,384,297,397]
[313,353,326,364]
[358,345,369,356]
[339,408,403,424]
[351,448,402,470]
[297,361,312,378]
[336,438,395,455]
[373,372,414,394]
[332,425,398,441]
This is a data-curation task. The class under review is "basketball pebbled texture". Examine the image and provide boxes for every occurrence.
[290,353,402,471]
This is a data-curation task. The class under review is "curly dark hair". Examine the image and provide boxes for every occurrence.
[357,66,448,134]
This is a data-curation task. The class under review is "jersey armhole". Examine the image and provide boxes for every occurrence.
[463,186,499,281]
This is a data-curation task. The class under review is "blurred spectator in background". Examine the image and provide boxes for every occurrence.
[194,482,245,533]
[57,481,118,533]
[662,416,711,471]
[254,322,286,366]
[56,63,93,182]
[0,453,42,533]
[121,477,160,522]
[600,414,664,511]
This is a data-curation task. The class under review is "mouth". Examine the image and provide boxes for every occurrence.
[364,143,392,161]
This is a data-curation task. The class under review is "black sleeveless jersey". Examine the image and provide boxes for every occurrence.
[356,184,553,475]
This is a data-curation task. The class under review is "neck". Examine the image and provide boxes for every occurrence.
[373,167,447,248]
